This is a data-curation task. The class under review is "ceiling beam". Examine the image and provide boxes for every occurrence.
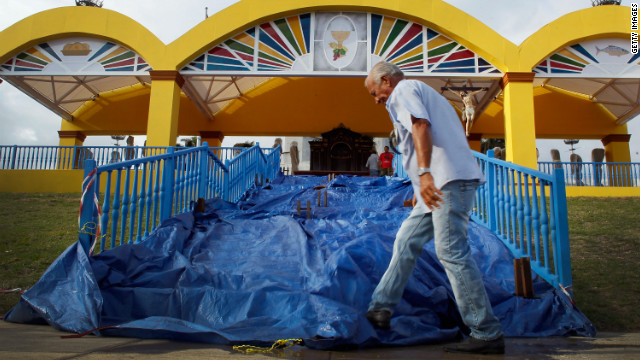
[616,104,640,125]
[473,80,502,117]
[3,76,73,121]
[181,78,214,122]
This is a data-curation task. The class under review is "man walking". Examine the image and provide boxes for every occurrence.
[363,61,504,355]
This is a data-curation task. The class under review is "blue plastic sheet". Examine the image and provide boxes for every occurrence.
[5,175,595,349]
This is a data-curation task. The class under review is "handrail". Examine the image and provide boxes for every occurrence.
[78,143,281,255]
[473,150,571,295]
[393,151,573,296]
[538,161,639,187]
[0,145,253,170]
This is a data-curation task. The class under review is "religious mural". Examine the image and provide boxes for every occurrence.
[0,37,151,74]
[534,37,640,77]
[180,12,501,76]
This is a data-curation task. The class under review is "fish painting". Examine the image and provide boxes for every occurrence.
[596,45,630,57]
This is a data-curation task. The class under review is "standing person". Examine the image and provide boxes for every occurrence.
[378,146,394,176]
[125,135,135,160]
[365,148,379,176]
[363,61,504,355]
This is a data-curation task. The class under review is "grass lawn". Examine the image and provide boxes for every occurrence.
[0,192,638,332]
[567,197,640,332]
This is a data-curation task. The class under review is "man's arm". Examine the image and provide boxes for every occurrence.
[411,115,443,210]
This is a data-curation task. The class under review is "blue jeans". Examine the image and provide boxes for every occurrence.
[369,180,503,341]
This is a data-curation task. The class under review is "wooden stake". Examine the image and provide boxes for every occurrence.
[195,198,206,213]
[514,257,534,298]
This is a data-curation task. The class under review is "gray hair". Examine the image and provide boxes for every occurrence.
[366,61,404,86]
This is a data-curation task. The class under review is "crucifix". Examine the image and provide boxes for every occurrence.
[441,86,488,136]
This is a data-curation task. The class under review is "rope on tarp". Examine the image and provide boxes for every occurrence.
[233,338,303,354]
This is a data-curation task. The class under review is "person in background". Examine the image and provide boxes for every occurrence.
[365,147,379,176]
[125,135,135,160]
[379,145,394,176]
[363,61,504,355]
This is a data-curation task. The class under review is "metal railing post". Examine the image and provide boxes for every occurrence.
[486,150,498,232]
[198,142,209,199]
[223,159,231,201]
[160,148,176,221]
[551,168,572,295]
[79,159,98,255]
[10,145,17,169]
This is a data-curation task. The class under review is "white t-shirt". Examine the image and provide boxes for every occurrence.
[366,153,379,170]
[385,79,485,213]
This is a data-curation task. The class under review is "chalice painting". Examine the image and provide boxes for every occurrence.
[330,31,350,61]
[323,15,358,69]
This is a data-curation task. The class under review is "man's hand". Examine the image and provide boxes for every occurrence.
[419,173,443,210]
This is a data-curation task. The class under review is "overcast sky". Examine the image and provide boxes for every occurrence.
[1,0,638,161]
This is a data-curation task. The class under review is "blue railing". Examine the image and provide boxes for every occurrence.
[474,150,571,294]
[78,143,281,255]
[538,161,640,187]
[0,145,168,170]
[0,145,252,170]
[394,151,572,295]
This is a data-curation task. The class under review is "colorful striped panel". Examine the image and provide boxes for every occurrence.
[3,41,150,73]
[426,30,498,74]
[183,14,312,72]
[5,46,52,72]
[97,46,152,72]
[370,14,424,72]
[535,45,593,74]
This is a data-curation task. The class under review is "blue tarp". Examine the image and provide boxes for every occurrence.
[5,175,595,349]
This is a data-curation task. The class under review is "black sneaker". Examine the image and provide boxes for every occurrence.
[443,335,505,355]
[365,309,391,329]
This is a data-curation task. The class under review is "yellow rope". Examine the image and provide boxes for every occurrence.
[233,338,303,354]
[79,222,107,241]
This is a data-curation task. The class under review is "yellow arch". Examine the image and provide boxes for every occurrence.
[0,2,635,168]
[0,6,166,69]
[166,0,516,71]
[517,5,631,71]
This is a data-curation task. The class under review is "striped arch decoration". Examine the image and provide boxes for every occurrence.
[0,46,53,72]
[0,38,151,74]
[182,13,312,72]
[426,29,498,74]
[370,14,424,72]
[534,38,640,77]
[182,12,501,76]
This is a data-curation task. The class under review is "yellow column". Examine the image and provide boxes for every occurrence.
[467,133,482,153]
[602,134,631,162]
[146,70,184,147]
[57,130,86,169]
[501,72,537,169]
[602,134,632,186]
[200,131,225,148]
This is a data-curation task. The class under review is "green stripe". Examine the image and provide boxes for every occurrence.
[550,54,586,68]
[396,54,423,66]
[101,51,135,65]
[258,52,290,66]
[225,40,253,56]
[16,53,48,66]
[379,19,408,55]
[274,19,301,56]
[428,42,457,58]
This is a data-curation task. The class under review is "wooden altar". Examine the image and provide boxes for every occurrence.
[308,124,374,172]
